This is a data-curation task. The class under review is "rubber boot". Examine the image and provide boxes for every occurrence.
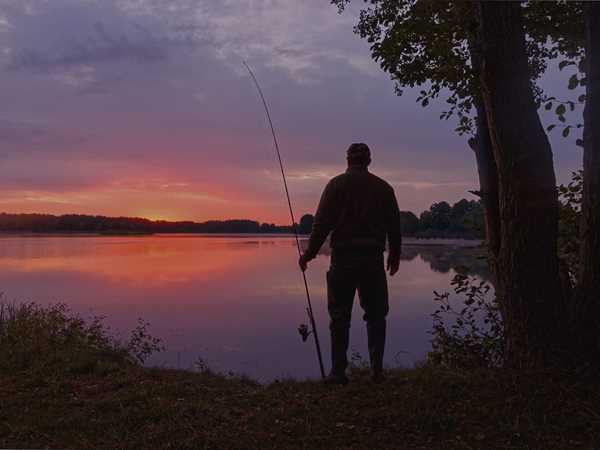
[328,322,350,385]
[367,319,386,382]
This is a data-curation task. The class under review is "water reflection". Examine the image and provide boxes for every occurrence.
[303,238,489,279]
[0,235,487,381]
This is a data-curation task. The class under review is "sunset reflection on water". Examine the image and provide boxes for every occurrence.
[0,235,486,381]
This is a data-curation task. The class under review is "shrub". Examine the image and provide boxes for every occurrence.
[0,301,162,376]
[428,274,503,369]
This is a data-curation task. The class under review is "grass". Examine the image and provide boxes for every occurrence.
[1,303,599,449]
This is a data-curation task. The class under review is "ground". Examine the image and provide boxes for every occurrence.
[1,365,599,449]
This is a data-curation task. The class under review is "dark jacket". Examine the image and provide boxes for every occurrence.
[303,166,402,261]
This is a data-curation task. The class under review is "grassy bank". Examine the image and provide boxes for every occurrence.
[1,304,599,449]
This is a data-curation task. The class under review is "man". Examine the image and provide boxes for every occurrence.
[299,143,402,385]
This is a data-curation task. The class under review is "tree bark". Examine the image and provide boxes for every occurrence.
[468,98,501,284]
[468,32,501,270]
[472,102,501,265]
[577,2,600,360]
[475,1,567,368]
[465,22,501,283]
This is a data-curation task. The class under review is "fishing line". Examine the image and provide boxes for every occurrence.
[243,61,326,379]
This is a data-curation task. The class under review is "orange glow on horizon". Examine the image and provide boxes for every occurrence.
[0,184,297,225]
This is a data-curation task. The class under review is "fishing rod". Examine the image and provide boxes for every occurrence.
[243,61,326,380]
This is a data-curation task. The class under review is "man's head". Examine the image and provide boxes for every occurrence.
[346,143,371,168]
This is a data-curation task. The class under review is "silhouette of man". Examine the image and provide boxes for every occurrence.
[299,143,402,385]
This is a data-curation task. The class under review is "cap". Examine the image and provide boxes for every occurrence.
[347,143,371,164]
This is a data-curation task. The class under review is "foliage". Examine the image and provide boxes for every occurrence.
[298,214,314,235]
[127,318,164,365]
[399,210,419,235]
[429,273,503,369]
[531,1,586,141]
[420,201,452,231]
[0,301,162,375]
[333,0,476,134]
[558,170,583,278]
[331,0,584,136]
[417,199,484,238]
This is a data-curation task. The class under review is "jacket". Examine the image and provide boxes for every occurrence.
[303,166,402,261]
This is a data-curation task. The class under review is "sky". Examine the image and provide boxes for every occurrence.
[0,0,584,223]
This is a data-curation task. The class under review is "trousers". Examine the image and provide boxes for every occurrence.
[326,250,389,375]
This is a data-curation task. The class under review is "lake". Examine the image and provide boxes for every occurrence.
[0,234,487,381]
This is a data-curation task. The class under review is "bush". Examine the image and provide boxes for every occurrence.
[428,274,503,369]
[0,301,162,375]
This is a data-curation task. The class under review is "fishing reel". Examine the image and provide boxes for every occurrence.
[297,323,312,342]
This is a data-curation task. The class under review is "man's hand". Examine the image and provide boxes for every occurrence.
[386,255,400,276]
[298,254,310,272]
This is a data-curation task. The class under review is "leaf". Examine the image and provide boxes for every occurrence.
[556,104,566,115]
[568,74,579,90]
[558,60,572,70]
[578,94,586,103]
[562,127,570,138]
[545,102,552,110]
[547,124,556,132]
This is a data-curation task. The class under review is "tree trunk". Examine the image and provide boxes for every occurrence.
[468,32,501,270]
[475,1,567,368]
[472,102,501,265]
[577,2,600,361]
[465,24,501,284]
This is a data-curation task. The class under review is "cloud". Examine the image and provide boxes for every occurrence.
[7,23,166,72]
[2,1,204,75]
[0,119,92,149]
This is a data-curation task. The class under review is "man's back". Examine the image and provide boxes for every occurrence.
[327,167,399,252]
[303,166,401,260]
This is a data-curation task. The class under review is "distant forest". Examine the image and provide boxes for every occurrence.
[0,198,483,239]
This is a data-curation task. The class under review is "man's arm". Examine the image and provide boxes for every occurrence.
[299,180,337,269]
[385,187,402,275]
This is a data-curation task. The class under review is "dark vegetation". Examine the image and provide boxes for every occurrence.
[428,170,584,370]
[0,213,294,235]
[404,199,484,239]
[2,302,600,450]
[0,198,484,238]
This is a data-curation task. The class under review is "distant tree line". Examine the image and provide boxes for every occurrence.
[0,198,483,238]
[0,213,294,234]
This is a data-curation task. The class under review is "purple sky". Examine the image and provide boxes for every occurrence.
[0,0,584,223]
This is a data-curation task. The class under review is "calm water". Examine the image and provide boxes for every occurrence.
[0,235,487,381]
